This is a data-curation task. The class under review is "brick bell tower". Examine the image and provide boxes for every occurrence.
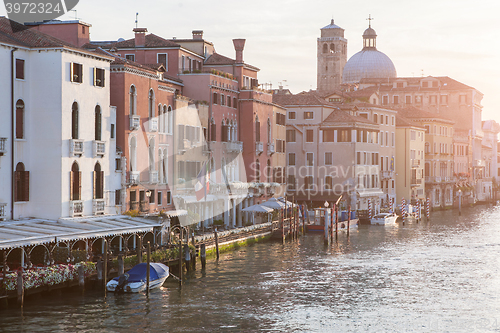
[317,19,348,94]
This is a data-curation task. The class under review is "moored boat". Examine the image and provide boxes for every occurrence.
[370,213,398,225]
[106,262,169,293]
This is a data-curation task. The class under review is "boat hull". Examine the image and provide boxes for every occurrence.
[370,214,398,225]
[106,275,168,292]
[306,219,359,232]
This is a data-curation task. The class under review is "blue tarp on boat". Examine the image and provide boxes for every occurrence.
[112,263,169,282]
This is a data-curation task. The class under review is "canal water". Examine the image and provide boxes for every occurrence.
[3,205,500,332]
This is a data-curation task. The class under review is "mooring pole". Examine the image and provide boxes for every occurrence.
[78,264,85,292]
[17,268,23,307]
[146,242,150,296]
[335,205,339,242]
[179,228,183,286]
[103,240,108,296]
[118,254,124,276]
[200,243,206,270]
[347,205,351,236]
[214,228,220,260]
[281,208,285,244]
[458,190,462,216]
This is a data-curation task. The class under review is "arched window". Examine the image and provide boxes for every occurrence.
[158,149,163,183]
[210,118,217,142]
[221,120,227,142]
[129,85,137,115]
[330,44,335,52]
[149,138,155,171]
[322,43,328,53]
[255,159,260,183]
[148,89,155,118]
[93,162,104,199]
[255,116,260,142]
[158,104,163,132]
[167,106,173,134]
[16,99,25,139]
[227,96,232,108]
[267,159,271,182]
[72,102,78,139]
[130,136,137,172]
[70,161,80,201]
[267,118,271,143]
[15,162,29,202]
[95,105,102,141]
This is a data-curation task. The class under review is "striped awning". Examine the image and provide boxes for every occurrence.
[0,215,162,250]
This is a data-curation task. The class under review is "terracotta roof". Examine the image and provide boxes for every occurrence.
[396,115,425,129]
[0,16,74,48]
[110,34,180,49]
[347,86,379,98]
[205,52,235,65]
[360,76,477,92]
[321,109,375,125]
[273,91,340,107]
[395,105,455,124]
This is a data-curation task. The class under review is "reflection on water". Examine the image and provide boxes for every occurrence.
[3,205,500,332]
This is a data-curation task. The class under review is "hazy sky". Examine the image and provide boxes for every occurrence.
[2,0,499,122]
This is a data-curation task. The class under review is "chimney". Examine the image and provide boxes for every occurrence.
[133,28,147,47]
[232,39,246,63]
[192,30,203,40]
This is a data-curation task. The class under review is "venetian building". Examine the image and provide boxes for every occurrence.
[317,20,348,94]
[342,20,396,86]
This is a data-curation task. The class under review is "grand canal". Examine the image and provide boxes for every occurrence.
[3,204,500,332]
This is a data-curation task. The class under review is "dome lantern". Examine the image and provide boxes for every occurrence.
[363,15,377,49]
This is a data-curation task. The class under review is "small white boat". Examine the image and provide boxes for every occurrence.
[370,213,398,225]
[106,262,169,293]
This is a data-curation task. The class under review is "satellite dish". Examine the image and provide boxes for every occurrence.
[118,38,125,42]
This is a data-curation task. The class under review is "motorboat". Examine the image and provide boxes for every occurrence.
[370,213,398,225]
[306,208,358,232]
[106,262,169,293]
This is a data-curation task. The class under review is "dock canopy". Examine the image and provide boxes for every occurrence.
[0,215,162,250]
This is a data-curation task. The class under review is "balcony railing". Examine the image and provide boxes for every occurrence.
[0,137,7,156]
[381,170,394,179]
[92,199,105,215]
[149,170,159,184]
[129,171,140,184]
[411,178,422,186]
[70,200,83,217]
[224,141,243,153]
[149,118,158,132]
[256,142,263,155]
[130,115,141,130]
[267,143,275,155]
[0,203,6,220]
[92,140,105,158]
[70,139,84,156]
[411,159,421,167]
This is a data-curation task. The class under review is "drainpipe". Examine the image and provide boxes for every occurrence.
[11,48,17,220]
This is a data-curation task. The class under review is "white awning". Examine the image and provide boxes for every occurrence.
[0,215,162,250]
[165,209,188,218]
[357,190,385,198]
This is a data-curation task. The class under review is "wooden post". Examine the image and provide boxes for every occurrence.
[178,228,183,286]
[137,236,142,264]
[214,229,220,260]
[347,205,351,236]
[302,204,305,235]
[281,209,285,243]
[146,242,150,296]
[78,264,85,291]
[97,258,103,283]
[200,244,206,270]
[330,204,334,244]
[118,254,124,276]
[17,269,24,307]
[103,240,108,294]
[2,251,7,296]
[335,205,339,241]
[184,244,191,272]
[192,247,196,271]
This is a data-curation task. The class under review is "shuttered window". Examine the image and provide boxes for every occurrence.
[15,100,24,139]
[71,62,83,83]
[70,162,81,201]
[14,163,29,202]
[16,59,25,79]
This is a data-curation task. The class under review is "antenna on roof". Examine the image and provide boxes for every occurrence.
[135,13,139,28]
[421,69,424,77]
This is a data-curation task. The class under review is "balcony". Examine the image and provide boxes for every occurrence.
[149,170,159,184]
[267,143,275,156]
[0,137,6,156]
[381,170,394,180]
[411,178,422,186]
[70,139,84,156]
[178,139,191,154]
[224,141,243,153]
[92,140,105,158]
[255,142,263,155]
[411,159,421,167]
[130,115,141,130]
[149,118,158,132]
[0,203,6,220]
[70,200,83,217]
[92,199,105,215]
[129,171,140,185]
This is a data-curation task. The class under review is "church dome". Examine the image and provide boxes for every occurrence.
[342,50,396,83]
[342,21,396,84]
